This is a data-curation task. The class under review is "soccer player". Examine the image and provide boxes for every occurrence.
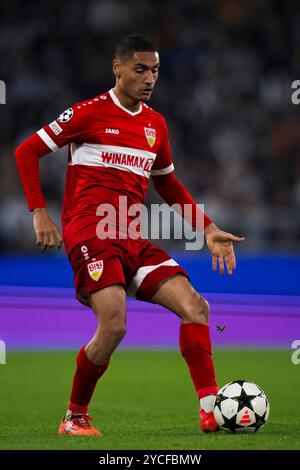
[15,34,245,435]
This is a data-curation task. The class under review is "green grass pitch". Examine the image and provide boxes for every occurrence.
[0,349,299,450]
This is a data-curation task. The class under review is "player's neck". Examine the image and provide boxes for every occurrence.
[113,87,141,113]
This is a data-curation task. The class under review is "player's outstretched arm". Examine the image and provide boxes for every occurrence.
[204,222,245,275]
[152,172,245,275]
[152,172,212,229]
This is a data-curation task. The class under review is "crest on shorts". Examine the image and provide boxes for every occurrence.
[144,127,156,148]
[87,259,104,281]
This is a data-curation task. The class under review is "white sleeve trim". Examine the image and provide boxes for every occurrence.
[37,129,59,152]
[150,163,174,176]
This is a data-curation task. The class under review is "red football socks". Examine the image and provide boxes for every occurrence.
[68,346,110,415]
[179,323,218,399]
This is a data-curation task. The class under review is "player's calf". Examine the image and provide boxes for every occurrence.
[88,286,127,364]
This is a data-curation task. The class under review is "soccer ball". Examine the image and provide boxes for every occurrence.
[213,380,270,433]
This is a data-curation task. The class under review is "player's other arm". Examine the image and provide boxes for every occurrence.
[15,133,63,250]
[15,104,87,250]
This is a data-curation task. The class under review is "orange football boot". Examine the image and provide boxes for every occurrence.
[58,411,102,436]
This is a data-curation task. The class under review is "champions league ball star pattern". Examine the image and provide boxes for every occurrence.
[213,380,270,433]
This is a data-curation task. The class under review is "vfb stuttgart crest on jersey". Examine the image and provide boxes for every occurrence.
[144,127,156,148]
[57,107,73,123]
[87,259,104,281]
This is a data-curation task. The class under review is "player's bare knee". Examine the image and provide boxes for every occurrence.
[181,294,210,324]
[93,322,126,354]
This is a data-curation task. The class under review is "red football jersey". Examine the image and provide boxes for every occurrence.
[36,89,174,254]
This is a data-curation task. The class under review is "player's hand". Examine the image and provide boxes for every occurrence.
[33,207,63,251]
[204,223,245,275]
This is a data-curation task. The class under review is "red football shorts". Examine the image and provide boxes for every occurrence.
[67,236,189,307]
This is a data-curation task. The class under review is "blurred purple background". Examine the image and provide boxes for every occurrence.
[1,286,299,349]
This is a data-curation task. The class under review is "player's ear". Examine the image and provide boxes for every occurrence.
[112,58,121,79]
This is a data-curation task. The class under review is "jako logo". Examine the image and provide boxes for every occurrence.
[105,128,119,134]
[0,340,6,364]
[0,80,6,104]
[291,340,300,365]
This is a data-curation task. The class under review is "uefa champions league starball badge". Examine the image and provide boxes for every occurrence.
[57,108,73,123]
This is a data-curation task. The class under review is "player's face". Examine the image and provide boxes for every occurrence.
[116,51,160,102]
